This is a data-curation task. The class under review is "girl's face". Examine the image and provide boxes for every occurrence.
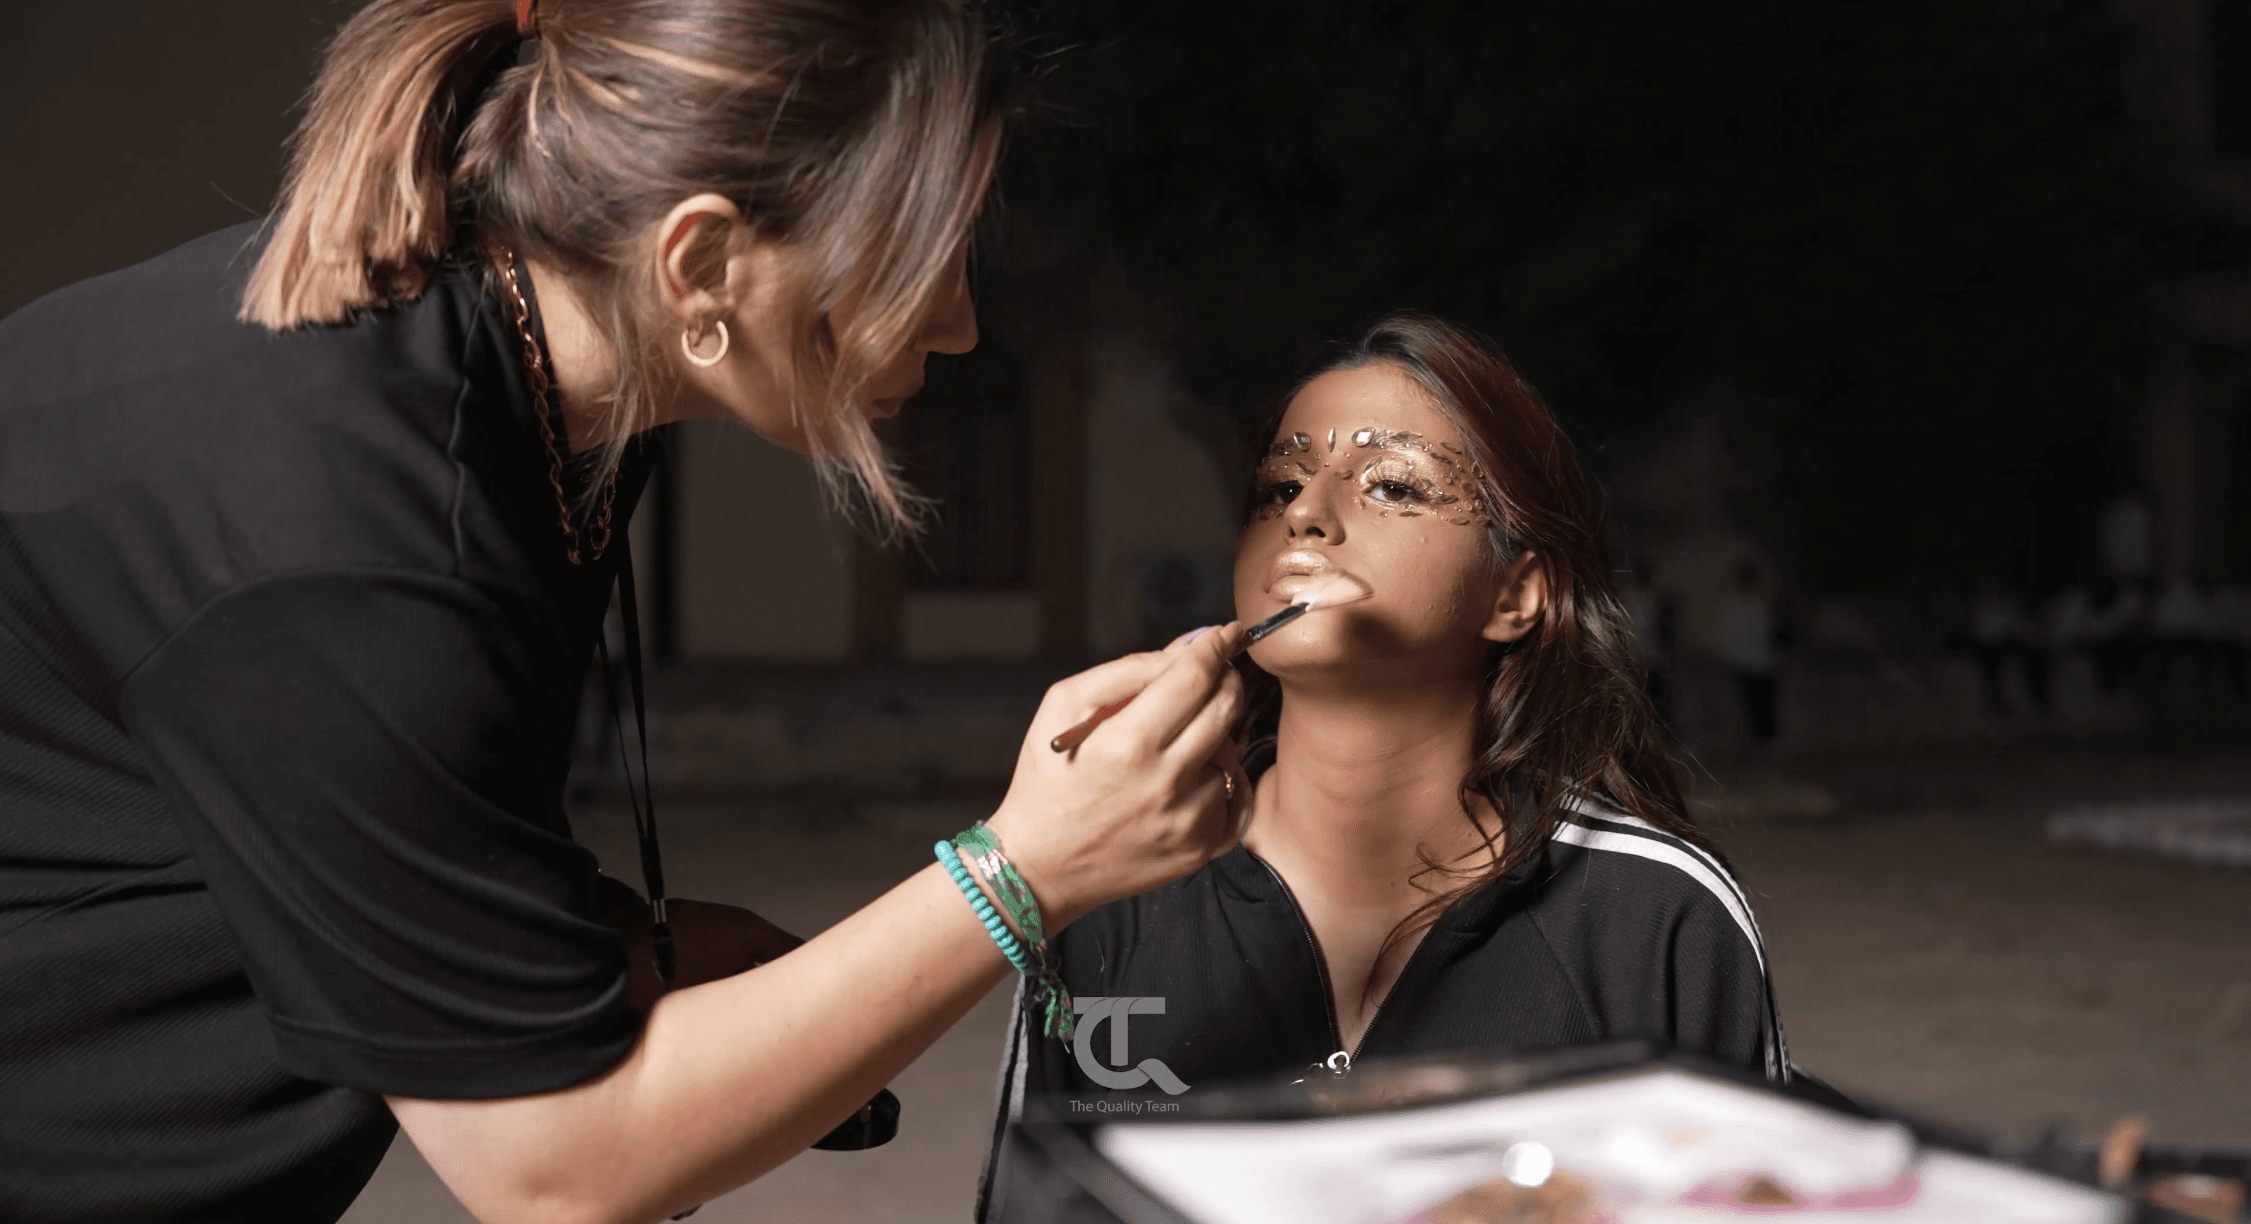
[1235,363,1541,686]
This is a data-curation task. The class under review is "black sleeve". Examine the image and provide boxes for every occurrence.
[117,571,638,1099]
[1661,893,1787,1081]
[1533,831,1788,1082]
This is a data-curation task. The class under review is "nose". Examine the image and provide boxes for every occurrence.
[1285,471,1346,543]
[918,249,978,356]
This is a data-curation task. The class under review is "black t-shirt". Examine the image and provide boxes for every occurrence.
[0,223,653,1222]
[978,806,1789,1221]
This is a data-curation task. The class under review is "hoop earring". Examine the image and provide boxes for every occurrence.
[681,320,729,367]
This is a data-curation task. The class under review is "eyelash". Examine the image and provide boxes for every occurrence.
[1251,462,1451,515]
[1361,465,1437,505]
[1253,480,1303,510]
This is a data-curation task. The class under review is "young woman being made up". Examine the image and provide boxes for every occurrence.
[980,314,1792,1219]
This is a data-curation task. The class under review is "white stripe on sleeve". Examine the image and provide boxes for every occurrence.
[1549,820,1766,975]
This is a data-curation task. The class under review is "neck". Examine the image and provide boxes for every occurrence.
[522,260,706,454]
[1244,670,1498,909]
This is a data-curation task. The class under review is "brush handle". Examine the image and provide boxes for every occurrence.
[1050,698,1131,753]
[1048,604,1308,754]
[1241,601,1309,644]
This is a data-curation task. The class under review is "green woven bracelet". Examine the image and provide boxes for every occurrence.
[955,823,1045,946]
[950,823,1075,1041]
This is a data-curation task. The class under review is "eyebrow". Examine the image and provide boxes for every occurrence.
[1261,431,1314,460]
[1355,431,1472,476]
[1262,428,1473,479]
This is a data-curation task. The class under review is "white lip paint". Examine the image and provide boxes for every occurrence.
[1267,571,1372,609]
[1247,572,1374,644]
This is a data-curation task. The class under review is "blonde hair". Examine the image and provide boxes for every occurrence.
[242,0,1006,535]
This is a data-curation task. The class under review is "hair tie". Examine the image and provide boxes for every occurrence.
[516,0,538,38]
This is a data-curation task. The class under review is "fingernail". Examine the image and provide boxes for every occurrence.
[1182,625,1214,645]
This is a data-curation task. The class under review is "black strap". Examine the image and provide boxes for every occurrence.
[593,538,898,1161]
[596,533,675,985]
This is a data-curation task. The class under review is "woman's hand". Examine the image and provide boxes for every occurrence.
[984,623,1250,928]
[390,630,1245,1224]
[605,894,805,1014]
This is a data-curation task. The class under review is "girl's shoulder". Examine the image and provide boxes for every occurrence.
[1541,799,1769,973]
[1534,801,1790,1085]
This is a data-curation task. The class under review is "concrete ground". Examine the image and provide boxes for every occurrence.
[342,743,2251,1222]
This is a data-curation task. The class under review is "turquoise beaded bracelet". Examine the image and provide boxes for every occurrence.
[942,824,1077,1043]
[935,840,1029,971]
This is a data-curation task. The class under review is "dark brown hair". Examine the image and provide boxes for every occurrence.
[1240,311,1719,961]
[241,0,1008,534]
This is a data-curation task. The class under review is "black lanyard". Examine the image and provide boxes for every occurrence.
[593,534,898,1156]
[595,534,674,985]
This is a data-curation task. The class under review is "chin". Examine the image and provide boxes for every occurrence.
[1243,618,1360,676]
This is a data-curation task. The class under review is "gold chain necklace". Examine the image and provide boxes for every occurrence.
[496,252,616,565]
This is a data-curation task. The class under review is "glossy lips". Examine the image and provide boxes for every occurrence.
[1265,550,1373,609]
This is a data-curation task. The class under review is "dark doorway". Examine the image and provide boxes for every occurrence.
[897,344,1034,592]
[2216,0,2251,159]
[2225,389,2251,580]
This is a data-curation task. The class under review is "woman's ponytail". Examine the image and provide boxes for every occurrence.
[240,0,515,330]
[236,0,1007,540]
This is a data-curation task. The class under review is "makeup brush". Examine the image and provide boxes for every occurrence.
[1048,574,1370,753]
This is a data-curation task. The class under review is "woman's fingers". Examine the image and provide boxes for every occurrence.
[1040,624,1241,757]
[1162,624,1223,652]
[675,899,806,968]
[1036,650,1167,735]
[1214,738,1254,841]
[1195,736,1252,845]
[1158,658,1244,770]
[1099,622,1244,752]
[1167,671,1247,859]
[987,627,1253,924]
[606,900,810,1015]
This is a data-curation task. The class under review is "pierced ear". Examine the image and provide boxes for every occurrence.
[656,193,747,325]
[1480,551,1547,644]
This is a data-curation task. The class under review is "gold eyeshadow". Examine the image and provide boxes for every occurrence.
[1253,424,1490,527]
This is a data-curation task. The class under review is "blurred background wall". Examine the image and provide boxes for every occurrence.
[8,0,2251,754]
[10,8,2249,1217]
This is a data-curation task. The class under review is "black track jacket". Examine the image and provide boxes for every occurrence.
[979,805,1788,1221]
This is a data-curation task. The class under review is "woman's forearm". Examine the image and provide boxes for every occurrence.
[390,631,1250,1224]
[389,861,1010,1224]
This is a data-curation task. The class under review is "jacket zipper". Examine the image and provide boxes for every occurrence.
[1350,971,1402,1064]
[1253,851,1395,1076]
[1253,851,1444,1076]
[1252,854,1344,1059]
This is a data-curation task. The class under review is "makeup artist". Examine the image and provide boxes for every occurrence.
[0,2,1246,1223]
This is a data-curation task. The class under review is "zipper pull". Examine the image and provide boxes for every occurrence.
[1290,1050,1354,1085]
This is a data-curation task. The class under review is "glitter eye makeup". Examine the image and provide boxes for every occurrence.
[1253,430,1329,520]
[1251,422,1493,527]
[1359,457,1453,515]
[1251,455,1312,521]
[1339,428,1489,524]
[1251,471,1308,520]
